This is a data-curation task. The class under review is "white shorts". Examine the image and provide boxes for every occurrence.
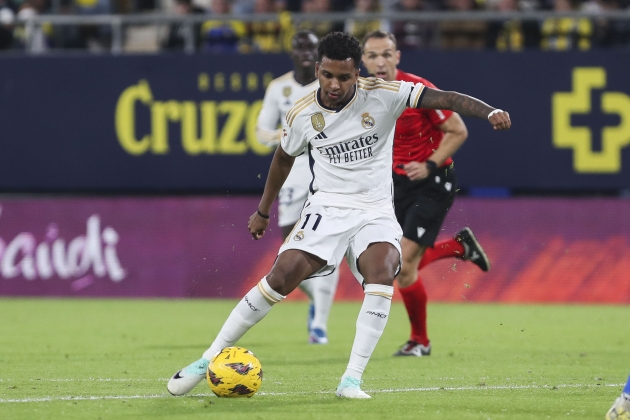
[278,185,309,227]
[278,204,403,284]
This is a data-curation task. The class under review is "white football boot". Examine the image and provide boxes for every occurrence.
[336,376,371,399]
[167,358,209,396]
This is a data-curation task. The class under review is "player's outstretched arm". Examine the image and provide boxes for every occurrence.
[419,87,511,131]
[248,145,295,240]
[255,126,282,147]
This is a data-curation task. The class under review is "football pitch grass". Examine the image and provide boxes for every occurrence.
[0,299,627,420]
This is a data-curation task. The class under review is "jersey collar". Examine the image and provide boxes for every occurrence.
[315,85,357,113]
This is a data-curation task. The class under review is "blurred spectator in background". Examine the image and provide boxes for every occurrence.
[75,0,110,14]
[247,0,283,51]
[592,0,630,48]
[294,0,343,39]
[10,0,30,14]
[540,0,593,50]
[232,0,285,13]
[74,0,112,50]
[52,0,87,49]
[438,0,488,49]
[163,0,206,50]
[201,0,248,52]
[391,0,437,49]
[133,0,155,12]
[281,0,300,11]
[0,0,15,49]
[333,0,356,11]
[486,0,541,50]
[344,0,389,41]
[231,0,254,14]
[15,0,51,52]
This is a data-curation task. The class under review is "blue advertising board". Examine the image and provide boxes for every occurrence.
[0,51,629,192]
[401,51,630,191]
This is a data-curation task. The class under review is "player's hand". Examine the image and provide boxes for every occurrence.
[488,110,511,130]
[401,161,430,181]
[248,211,270,240]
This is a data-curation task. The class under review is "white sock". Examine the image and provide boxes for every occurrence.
[310,270,340,332]
[298,278,314,301]
[202,277,284,360]
[343,284,393,380]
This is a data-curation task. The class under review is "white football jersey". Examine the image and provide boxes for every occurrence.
[281,77,426,213]
[256,71,319,196]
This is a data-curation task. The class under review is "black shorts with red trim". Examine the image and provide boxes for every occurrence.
[393,165,458,247]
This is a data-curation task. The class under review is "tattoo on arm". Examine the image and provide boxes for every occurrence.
[419,88,494,119]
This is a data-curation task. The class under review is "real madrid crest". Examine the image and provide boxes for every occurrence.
[294,230,305,241]
[361,112,375,129]
[283,86,292,97]
[311,113,325,132]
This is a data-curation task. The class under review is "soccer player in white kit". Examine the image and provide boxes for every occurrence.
[256,30,339,345]
[167,32,511,399]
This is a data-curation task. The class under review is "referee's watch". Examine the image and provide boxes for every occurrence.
[425,160,438,174]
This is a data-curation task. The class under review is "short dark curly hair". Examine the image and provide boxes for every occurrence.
[317,32,362,69]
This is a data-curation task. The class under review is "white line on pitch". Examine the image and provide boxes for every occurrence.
[0,378,166,382]
[0,383,623,404]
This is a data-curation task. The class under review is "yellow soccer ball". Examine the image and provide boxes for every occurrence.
[206,347,263,398]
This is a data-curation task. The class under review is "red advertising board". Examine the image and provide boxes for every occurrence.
[0,197,628,303]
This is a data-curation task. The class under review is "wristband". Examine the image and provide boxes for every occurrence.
[488,109,503,119]
[425,160,438,174]
[257,209,270,219]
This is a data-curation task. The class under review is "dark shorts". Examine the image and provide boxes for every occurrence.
[393,165,458,247]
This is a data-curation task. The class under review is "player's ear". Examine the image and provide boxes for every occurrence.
[395,50,401,65]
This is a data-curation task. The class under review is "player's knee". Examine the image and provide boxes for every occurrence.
[401,256,417,272]
[265,271,289,295]
[362,262,398,286]
[266,263,301,295]
[358,242,400,286]
[266,257,311,295]
[396,266,416,288]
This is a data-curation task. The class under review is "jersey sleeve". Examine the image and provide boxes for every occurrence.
[280,117,307,157]
[407,82,428,110]
[378,80,427,118]
[255,83,282,146]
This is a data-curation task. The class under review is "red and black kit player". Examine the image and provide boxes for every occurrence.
[362,30,491,357]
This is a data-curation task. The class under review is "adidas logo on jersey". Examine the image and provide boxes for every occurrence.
[314,132,328,140]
